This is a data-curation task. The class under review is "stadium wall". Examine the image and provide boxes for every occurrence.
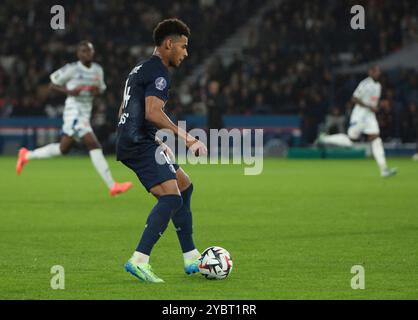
[0,115,302,155]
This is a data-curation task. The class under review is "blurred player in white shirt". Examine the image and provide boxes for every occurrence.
[16,41,133,196]
[318,65,397,178]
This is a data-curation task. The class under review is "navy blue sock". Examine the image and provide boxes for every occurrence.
[172,184,196,253]
[136,195,183,255]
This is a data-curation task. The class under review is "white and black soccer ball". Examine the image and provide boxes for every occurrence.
[198,246,233,280]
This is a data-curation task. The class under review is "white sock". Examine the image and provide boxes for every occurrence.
[27,143,62,159]
[371,137,387,172]
[321,134,353,147]
[89,149,115,189]
[183,249,200,262]
[131,251,150,264]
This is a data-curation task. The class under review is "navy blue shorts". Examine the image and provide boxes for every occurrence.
[121,144,179,192]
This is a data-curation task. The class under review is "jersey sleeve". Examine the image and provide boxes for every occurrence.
[352,80,365,100]
[144,68,169,102]
[50,63,74,86]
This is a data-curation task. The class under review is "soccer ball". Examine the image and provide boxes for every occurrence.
[198,246,233,280]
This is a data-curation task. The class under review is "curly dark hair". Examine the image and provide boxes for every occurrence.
[153,18,190,46]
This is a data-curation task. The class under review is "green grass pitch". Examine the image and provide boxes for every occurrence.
[0,156,417,299]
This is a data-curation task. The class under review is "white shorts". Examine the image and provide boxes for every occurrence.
[62,115,93,139]
[348,111,380,139]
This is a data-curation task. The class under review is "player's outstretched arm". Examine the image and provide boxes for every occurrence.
[49,83,81,96]
[90,86,102,97]
[351,96,378,112]
[145,96,207,156]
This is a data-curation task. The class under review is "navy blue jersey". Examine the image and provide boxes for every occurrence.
[116,55,170,160]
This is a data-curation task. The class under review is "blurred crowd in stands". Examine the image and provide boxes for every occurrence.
[0,0,417,147]
[187,0,418,144]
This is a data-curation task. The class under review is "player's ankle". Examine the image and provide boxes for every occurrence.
[183,249,200,262]
[131,251,150,264]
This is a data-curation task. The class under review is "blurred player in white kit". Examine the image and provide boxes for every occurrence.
[318,65,397,178]
[16,41,133,196]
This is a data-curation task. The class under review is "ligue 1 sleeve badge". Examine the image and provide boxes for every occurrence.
[155,77,167,91]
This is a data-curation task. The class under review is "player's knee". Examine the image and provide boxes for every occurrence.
[176,169,191,192]
[150,186,165,198]
[161,194,183,212]
[60,145,71,155]
[86,141,101,150]
[173,195,183,211]
[164,179,182,196]
[347,130,359,141]
[151,185,180,199]
[82,133,101,150]
[181,183,193,199]
[179,179,192,193]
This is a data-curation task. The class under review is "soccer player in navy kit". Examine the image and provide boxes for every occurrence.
[116,19,207,283]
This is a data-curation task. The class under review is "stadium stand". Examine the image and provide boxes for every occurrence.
[0,0,417,151]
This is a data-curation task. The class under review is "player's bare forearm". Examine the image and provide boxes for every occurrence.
[145,96,207,156]
[148,107,190,143]
[117,101,124,120]
[49,83,81,96]
[352,96,377,112]
[145,96,193,144]
[352,96,367,108]
[369,105,378,113]
[91,86,102,97]
[49,83,68,95]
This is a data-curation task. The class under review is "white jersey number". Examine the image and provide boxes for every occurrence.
[118,79,131,126]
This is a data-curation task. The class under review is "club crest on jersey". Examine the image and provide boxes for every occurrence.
[155,77,167,91]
